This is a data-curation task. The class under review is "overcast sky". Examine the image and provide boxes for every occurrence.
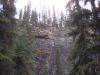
[15,0,68,17]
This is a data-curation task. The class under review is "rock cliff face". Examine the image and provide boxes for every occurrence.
[34,26,72,75]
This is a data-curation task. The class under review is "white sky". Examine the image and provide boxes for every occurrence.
[15,0,68,17]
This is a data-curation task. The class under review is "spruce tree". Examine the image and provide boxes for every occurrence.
[52,6,58,28]
[67,0,100,75]
[15,3,36,75]
[0,0,16,75]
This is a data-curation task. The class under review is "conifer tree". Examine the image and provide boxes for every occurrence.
[52,6,58,28]
[67,0,100,75]
[0,0,16,75]
[30,10,38,27]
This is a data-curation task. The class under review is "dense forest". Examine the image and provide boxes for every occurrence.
[0,0,100,75]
